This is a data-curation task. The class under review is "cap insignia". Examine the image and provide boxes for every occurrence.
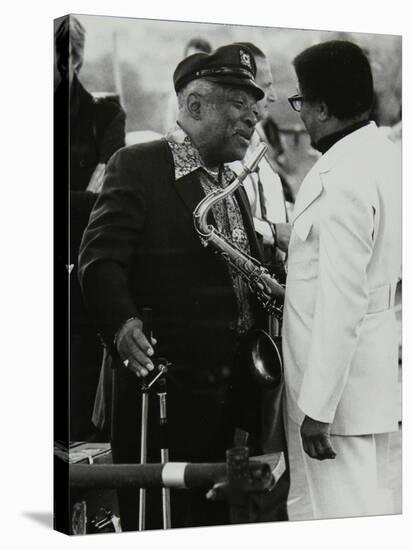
[239,49,252,70]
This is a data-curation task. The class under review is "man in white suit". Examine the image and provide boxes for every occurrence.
[283,41,401,520]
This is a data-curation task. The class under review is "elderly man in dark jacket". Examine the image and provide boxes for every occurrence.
[79,44,277,530]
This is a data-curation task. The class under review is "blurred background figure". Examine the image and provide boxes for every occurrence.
[54,16,126,441]
[238,44,296,208]
[363,47,402,151]
[55,16,126,194]
[163,37,212,132]
[231,43,290,284]
[185,37,213,57]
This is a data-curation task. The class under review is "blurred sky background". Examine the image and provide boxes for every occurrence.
[72,14,401,135]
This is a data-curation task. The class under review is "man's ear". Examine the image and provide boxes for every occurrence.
[186,93,202,120]
[318,100,330,122]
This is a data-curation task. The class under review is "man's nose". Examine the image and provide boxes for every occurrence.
[243,103,259,127]
[267,85,277,104]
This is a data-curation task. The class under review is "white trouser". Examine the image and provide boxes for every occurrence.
[285,415,396,520]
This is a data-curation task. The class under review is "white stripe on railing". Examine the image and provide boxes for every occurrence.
[161,463,189,488]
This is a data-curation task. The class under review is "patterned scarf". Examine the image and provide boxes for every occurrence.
[166,125,256,333]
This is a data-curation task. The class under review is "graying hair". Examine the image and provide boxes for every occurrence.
[177,78,224,110]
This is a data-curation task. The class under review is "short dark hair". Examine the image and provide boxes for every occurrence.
[235,42,265,59]
[293,40,373,120]
[185,38,212,55]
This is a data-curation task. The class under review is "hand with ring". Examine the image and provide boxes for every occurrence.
[116,317,157,378]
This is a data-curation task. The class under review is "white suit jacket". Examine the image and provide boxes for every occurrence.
[282,122,401,435]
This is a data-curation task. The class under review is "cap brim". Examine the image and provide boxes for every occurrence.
[204,75,265,101]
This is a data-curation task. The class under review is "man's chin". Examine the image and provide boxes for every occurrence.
[223,145,249,164]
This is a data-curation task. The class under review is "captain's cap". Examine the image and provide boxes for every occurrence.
[173,43,264,100]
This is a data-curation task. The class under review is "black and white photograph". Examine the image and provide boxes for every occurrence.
[52,11,402,536]
[2,2,408,548]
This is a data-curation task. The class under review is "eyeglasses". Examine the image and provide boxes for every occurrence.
[288,93,306,112]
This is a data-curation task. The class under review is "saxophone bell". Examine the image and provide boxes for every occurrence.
[246,328,283,388]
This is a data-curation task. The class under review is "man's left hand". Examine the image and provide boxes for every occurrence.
[253,217,274,246]
[275,222,291,252]
[300,415,337,461]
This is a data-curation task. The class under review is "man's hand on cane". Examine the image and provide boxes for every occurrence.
[300,415,337,461]
[116,318,157,377]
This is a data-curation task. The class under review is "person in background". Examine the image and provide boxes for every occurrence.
[283,40,401,520]
[184,37,213,57]
[55,17,126,194]
[163,37,212,132]
[231,43,291,284]
[54,16,126,440]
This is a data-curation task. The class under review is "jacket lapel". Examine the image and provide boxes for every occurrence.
[173,170,217,228]
[292,122,378,225]
[292,167,324,224]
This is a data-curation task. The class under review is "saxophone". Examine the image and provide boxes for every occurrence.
[193,143,285,318]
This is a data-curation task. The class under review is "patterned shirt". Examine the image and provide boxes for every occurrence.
[165,125,255,333]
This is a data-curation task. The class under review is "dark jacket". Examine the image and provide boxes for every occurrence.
[79,138,264,370]
[65,75,126,329]
[69,74,126,192]
[55,74,125,440]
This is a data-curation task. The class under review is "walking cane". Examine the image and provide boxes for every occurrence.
[156,376,171,528]
[138,307,152,532]
[138,363,169,530]
[138,386,149,531]
[138,309,171,530]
